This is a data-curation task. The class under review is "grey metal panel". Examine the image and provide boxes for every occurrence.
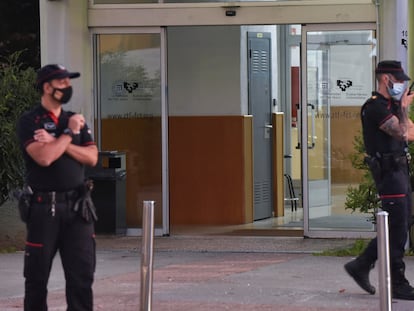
[248,32,272,221]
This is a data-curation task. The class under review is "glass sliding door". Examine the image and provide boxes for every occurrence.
[94,29,168,235]
[301,24,377,237]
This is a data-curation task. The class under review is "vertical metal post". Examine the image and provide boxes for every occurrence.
[377,211,392,311]
[140,201,155,311]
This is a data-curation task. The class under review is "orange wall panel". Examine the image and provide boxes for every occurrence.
[101,117,163,227]
[169,116,252,225]
[330,106,364,183]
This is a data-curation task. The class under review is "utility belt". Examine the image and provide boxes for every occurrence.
[364,152,410,186]
[15,180,97,223]
[33,189,80,204]
[370,152,410,170]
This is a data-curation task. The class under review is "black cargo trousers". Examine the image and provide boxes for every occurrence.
[23,195,96,311]
[362,156,412,285]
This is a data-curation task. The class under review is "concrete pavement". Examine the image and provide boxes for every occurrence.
[2,201,414,310]
[1,235,414,310]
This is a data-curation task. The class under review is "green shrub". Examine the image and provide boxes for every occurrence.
[316,239,369,257]
[345,109,414,224]
[0,51,38,205]
[344,132,381,220]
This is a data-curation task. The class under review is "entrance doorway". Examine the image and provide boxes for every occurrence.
[301,23,377,238]
[92,23,378,238]
[93,29,168,236]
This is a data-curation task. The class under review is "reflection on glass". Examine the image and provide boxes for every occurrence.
[97,34,163,228]
[306,30,375,231]
[289,25,301,36]
[99,34,161,118]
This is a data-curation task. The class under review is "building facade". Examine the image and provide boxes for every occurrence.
[39,0,412,238]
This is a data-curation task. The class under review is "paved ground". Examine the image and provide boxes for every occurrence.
[0,201,26,252]
[2,201,414,310]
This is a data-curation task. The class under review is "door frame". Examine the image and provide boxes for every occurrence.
[300,22,377,238]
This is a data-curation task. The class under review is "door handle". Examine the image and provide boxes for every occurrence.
[295,103,316,149]
[308,103,315,149]
[296,104,301,149]
[264,124,273,129]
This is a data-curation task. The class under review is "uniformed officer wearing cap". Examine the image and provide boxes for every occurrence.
[344,60,414,300]
[16,64,98,311]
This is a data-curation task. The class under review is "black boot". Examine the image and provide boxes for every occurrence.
[393,283,414,300]
[392,267,414,300]
[344,257,376,294]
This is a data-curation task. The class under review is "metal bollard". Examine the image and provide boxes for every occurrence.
[140,201,155,311]
[377,211,392,311]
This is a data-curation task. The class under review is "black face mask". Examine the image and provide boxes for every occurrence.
[52,86,73,104]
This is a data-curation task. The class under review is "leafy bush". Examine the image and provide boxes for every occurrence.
[0,51,38,206]
[344,133,381,221]
[345,114,414,222]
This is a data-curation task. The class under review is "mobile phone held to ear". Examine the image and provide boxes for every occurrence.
[409,82,414,95]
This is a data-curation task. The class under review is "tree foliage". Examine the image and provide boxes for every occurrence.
[0,52,38,205]
[0,0,40,69]
[0,1,40,206]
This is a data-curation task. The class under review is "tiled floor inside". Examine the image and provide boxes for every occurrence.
[171,183,375,236]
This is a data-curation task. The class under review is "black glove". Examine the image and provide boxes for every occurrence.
[73,180,98,223]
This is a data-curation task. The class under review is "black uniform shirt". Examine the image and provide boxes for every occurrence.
[17,104,95,192]
[361,91,406,157]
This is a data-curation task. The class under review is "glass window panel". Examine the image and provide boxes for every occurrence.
[305,29,376,232]
[97,33,163,229]
[289,25,301,36]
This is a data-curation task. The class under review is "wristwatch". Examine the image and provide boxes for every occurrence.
[63,128,74,138]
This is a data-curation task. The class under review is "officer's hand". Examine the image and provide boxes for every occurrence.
[33,129,56,143]
[401,87,414,109]
[68,114,85,134]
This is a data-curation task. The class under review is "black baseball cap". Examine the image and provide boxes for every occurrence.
[375,60,410,81]
[36,64,80,88]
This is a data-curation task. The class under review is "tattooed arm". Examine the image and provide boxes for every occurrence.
[379,107,414,142]
[408,119,414,142]
[380,89,414,141]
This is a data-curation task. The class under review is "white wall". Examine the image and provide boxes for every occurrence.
[168,25,278,116]
[379,0,408,67]
[40,0,93,126]
[168,26,242,116]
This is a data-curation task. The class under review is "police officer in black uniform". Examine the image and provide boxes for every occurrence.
[17,64,98,311]
[344,61,414,300]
